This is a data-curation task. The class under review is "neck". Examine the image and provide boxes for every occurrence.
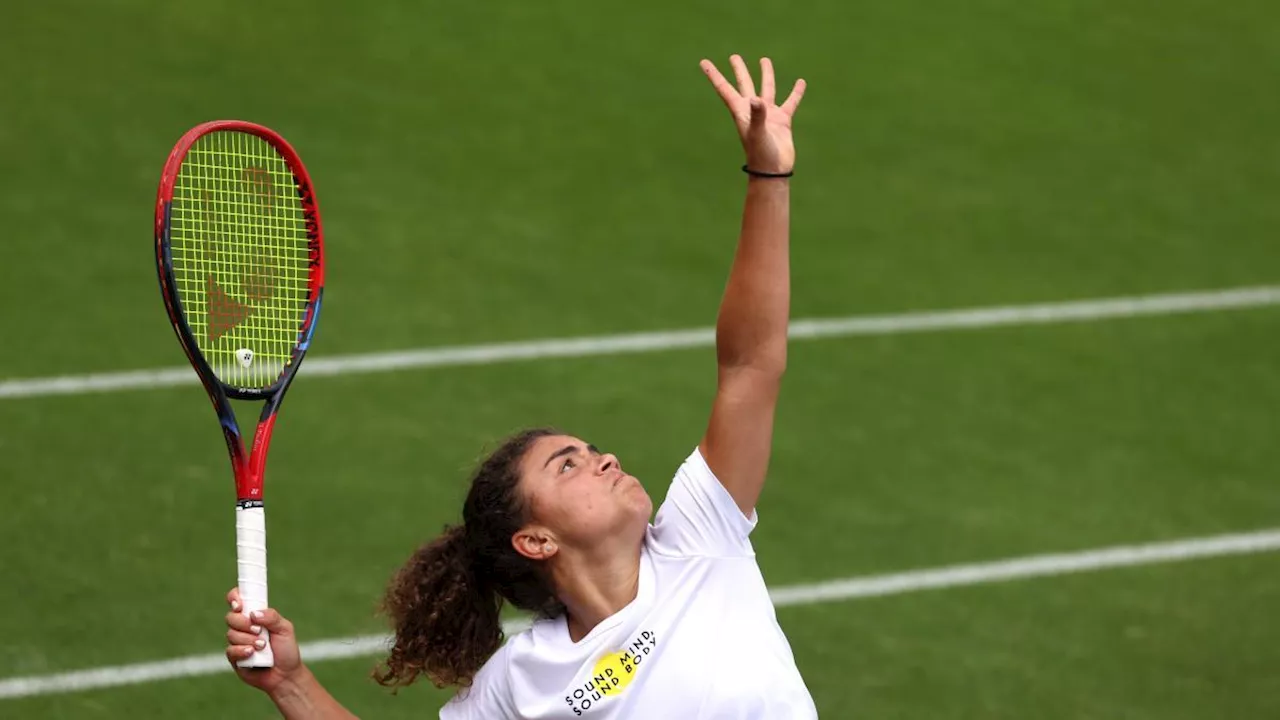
[551,541,643,643]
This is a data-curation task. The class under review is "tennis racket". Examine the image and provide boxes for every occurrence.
[154,121,325,668]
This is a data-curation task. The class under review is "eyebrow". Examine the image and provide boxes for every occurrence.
[542,443,601,469]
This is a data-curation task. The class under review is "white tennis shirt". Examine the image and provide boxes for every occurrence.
[439,447,819,719]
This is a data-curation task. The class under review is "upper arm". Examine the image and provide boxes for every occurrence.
[698,365,783,516]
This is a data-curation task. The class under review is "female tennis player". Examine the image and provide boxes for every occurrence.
[223,54,813,719]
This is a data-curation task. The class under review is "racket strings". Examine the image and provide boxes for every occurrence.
[169,130,312,389]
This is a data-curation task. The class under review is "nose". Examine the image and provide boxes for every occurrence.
[598,453,620,474]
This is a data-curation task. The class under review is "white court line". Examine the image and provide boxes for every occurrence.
[2,527,1278,700]
[2,285,1279,400]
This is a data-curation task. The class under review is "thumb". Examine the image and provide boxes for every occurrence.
[250,608,293,634]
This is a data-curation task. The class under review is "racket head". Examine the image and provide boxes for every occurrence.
[155,121,325,403]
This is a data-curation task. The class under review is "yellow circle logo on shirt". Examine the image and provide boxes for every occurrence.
[567,632,656,714]
[592,650,639,694]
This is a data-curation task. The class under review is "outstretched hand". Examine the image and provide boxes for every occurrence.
[700,55,806,175]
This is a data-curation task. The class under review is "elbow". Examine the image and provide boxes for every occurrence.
[755,340,788,378]
[763,356,787,381]
[755,349,787,379]
[719,350,786,382]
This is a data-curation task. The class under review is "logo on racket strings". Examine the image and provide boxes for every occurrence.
[197,167,283,341]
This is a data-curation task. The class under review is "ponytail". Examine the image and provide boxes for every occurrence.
[374,525,502,689]
[374,427,566,689]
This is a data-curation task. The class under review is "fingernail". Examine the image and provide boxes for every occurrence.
[250,625,261,634]
[244,647,254,656]
[251,611,263,620]
[254,639,266,649]
[231,601,240,612]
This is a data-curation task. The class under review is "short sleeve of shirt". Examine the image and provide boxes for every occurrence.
[438,645,515,720]
[649,446,759,558]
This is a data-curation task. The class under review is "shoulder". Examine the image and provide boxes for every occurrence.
[648,446,759,558]
[439,642,515,719]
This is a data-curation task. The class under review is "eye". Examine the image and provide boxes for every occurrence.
[560,458,575,474]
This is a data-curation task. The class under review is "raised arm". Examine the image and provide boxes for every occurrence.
[697,55,806,516]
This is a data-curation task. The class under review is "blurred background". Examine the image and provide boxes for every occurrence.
[2,0,1279,717]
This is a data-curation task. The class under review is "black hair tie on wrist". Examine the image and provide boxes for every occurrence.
[742,165,794,178]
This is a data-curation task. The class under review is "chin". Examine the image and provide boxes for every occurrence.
[632,491,654,517]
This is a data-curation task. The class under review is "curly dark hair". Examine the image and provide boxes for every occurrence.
[373,427,566,690]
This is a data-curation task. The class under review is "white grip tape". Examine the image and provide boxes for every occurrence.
[235,504,275,668]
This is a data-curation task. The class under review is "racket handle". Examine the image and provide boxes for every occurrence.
[235,503,275,668]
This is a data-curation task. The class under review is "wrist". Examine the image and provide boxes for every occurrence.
[742,164,793,179]
[268,666,317,705]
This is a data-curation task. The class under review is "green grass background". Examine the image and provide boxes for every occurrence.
[1,0,1277,717]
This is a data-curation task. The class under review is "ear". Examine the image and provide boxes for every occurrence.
[512,525,558,561]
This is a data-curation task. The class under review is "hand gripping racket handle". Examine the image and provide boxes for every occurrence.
[235,504,275,668]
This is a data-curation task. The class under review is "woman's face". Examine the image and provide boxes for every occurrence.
[513,434,653,554]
